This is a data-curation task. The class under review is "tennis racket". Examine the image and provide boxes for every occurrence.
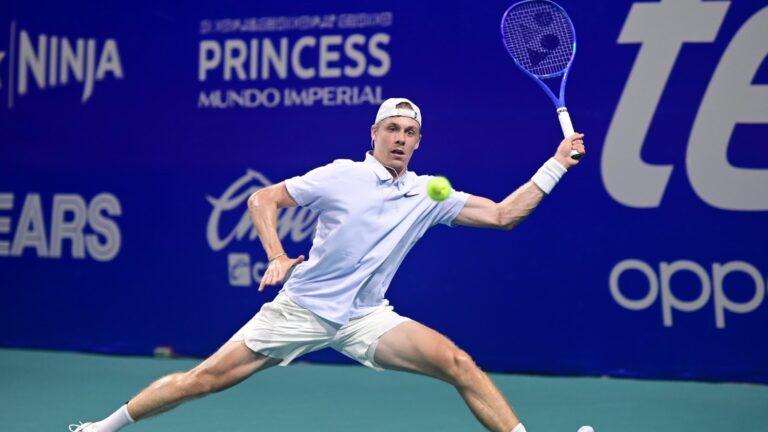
[500,0,583,160]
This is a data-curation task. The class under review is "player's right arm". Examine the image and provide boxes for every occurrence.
[453,133,585,230]
[248,182,305,291]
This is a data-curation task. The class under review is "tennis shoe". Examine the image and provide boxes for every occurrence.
[68,422,99,432]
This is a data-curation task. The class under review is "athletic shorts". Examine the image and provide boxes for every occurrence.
[229,292,411,371]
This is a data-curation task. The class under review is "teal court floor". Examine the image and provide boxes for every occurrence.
[1,349,766,431]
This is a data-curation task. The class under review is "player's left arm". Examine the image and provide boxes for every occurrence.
[453,133,585,230]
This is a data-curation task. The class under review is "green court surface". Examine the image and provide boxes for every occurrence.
[2,349,766,431]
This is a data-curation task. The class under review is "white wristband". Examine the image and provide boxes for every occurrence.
[531,158,567,194]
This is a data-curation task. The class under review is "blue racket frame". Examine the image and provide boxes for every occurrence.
[500,0,577,109]
[500,0,583,159]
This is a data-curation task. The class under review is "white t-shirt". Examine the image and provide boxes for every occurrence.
[283,152,470,325]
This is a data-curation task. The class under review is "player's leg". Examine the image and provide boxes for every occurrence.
[70,292,337,431]
[373,321,521,432]
[71,292,337,432]
[70,340,280,432]
[128,340,281,420]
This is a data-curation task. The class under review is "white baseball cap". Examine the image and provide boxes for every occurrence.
[374,97,422,127]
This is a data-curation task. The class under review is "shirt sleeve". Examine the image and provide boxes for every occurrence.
[432,183,471,227]
[284,161,345,212]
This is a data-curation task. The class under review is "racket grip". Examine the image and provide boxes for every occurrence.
[557,108,584,160]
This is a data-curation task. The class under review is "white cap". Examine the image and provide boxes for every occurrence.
[374,97,422,127]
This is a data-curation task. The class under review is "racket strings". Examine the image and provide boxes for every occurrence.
[501,1,574,78]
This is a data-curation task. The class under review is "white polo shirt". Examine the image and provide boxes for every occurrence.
[282,152,470,325]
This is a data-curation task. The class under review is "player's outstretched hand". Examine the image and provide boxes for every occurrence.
[554,133,585,169]
[258,254,305,292]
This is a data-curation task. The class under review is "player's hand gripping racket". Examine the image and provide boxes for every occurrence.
[501,0,583,160]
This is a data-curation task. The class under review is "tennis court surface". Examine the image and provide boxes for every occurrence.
[3,349,766,432]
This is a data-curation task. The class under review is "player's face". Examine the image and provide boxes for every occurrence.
[371,117,421,175]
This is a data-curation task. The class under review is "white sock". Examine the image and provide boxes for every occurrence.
[511,423,528,432]
[95,404,134,431]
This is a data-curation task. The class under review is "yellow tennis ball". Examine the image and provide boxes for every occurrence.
[427,176,452,202]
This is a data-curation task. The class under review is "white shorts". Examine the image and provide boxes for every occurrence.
[229,292,411,371]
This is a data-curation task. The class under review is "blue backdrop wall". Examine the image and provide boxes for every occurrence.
[1,0,767,383]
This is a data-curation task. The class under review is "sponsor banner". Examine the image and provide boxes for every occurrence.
[0,0,766,383]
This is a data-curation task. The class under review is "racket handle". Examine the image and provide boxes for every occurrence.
[557,107,584,160]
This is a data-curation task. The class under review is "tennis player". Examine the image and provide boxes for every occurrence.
[70,98,585,432]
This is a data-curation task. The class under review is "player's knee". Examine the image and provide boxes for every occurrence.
[444,349,480,388]
[183,369,221,396]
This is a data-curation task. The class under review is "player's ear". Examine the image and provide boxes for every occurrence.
[370,125,377,149]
